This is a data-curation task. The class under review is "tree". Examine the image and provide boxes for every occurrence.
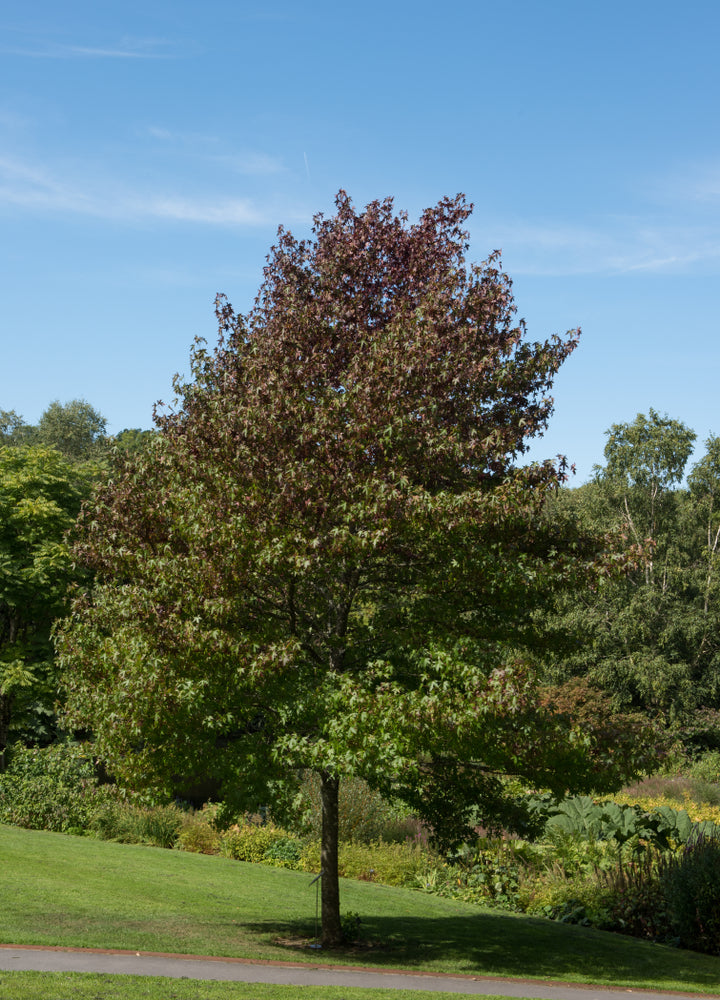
[0,446,90,767]
[688,435,720,620]
[111,428,156,458]
[37,399,108,462]
[1,400,109,461]
[0,409,40,448]
[0,399,109,758]
[600,409,696,586]
[0,410,26,445]
[57,192,648,945]
[544,414,720,723]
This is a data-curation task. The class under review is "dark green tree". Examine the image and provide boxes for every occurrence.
[112,428,156,458]
[36,399,108,462]
[545,414,720,723]
[0,446,91,766]
[57,192,649,944]
[0,410,27,445]
[687,435,720,620]
[600,408,696,586]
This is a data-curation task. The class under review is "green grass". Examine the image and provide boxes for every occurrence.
[2,824,720,994]
[0,972,533,1000]
[0,972,531,1000]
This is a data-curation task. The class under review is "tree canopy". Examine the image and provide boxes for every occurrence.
[0,399,109,464]
[544,413,720,727]
[0,446,92,765]
[57,192,650,944]
[36,399,107,461]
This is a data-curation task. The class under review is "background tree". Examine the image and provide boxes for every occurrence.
[1,399,110,462]
[544,414,720,726]
[687,435,720,623]
[36,399,108,462]
[600,408,696,586]
[0,446,91,767]
[0,410,27,446]
[111,427,156,458]
[0,400,109,760]
[57,192,650,945]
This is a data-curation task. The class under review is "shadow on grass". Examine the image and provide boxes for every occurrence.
[242,911,720,987]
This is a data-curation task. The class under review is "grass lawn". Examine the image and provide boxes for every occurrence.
[0,972,536,1000]
[2,824,720,995]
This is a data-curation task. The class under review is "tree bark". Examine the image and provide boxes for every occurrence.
[0,691,11,773]
[319,769,342,946]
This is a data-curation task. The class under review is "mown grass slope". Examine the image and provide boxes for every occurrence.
[3,824,720,993]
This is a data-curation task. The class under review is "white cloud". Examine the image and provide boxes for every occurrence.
[3,151,718,273]
[472,159,720,276]
[0,108,31,130]
[0,155,277,227]
[652,159,720,205]
[0,156,95,213]
[144,127,285,176]
[678,169,720,203]
[217,152,285,176]
[0,37,179,60]
[145,196,267,225]
[144,126,219,144]
[476,215,720,277]
[145,126,176,140]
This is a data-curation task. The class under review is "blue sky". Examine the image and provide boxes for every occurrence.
[1,0,718,482]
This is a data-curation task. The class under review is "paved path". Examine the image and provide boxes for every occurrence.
[1,945,716,999]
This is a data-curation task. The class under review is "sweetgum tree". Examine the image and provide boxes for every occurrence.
[57,193,649,944]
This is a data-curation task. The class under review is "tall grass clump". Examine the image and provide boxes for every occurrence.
[176,803,221,855]
[662,833,720,954]
[91,800,184,848]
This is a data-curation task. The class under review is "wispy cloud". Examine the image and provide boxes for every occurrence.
[143,196,267,225]
[144,126,220,144]
[0,37,180,59]
[146,126,176,140]
[3,151,718,273]
[0,108,31,130]
[477,215,720,277]
[0,155,277,226]
[473,158,720,277]
[661,162,720,204]
[144,127,285,176]
[0,156,95,213]
[216,152,285,176]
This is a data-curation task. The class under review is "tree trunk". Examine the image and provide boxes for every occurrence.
[319,769,342,946]
[0,691,11,773]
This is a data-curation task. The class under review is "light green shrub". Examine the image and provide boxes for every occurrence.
[688,750,720,786]
[519,865,614,927]
[177,810,221,855]
[411,840,540,910]
[262,835,304,868]
[219,822,304,867]
[301,838,427,886]
[91,800,184,848]
[0,742,116,834]
[89,800,132,841]
[298,773,414,844]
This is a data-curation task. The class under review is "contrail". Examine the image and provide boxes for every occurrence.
[303,151,310,180]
